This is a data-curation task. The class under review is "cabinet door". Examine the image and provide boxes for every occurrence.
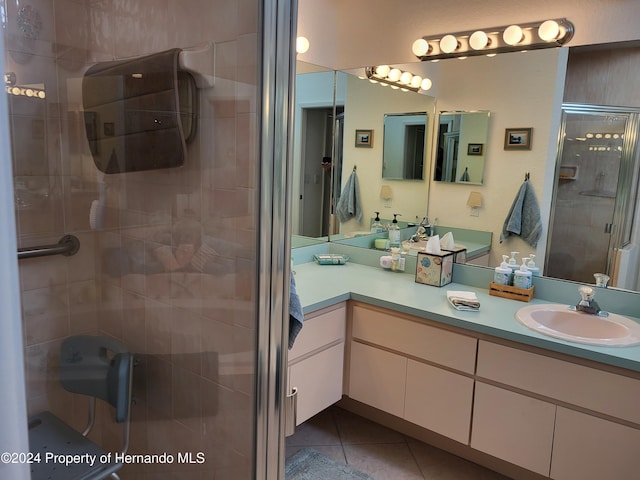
[349,341,406,418]
[471,382,555,476]
[551,407,640,480]
[404,360,474,444]
[289,342,344,425]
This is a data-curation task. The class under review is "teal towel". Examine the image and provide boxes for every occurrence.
[288,271,304,349]
[335,170,363,224]
[500,180,542,247]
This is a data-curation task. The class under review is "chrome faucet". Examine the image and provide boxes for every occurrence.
[570,286,609,317]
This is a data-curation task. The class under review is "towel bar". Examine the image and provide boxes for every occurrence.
[17,235,80,260]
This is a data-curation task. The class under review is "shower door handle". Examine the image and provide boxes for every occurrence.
[604,223,613,234]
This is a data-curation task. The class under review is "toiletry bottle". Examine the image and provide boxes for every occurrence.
[514,258,533,289]
[508,251,520,275]
[527,254,540,276]
[371,212,384,233]
[493,255,512,285]
[389,213,401,248]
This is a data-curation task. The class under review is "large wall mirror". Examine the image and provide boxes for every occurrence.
[293,43,640,294]
[434,111,489,185]
[382,112,427,180]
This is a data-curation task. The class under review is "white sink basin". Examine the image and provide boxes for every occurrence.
[516,304,640,346]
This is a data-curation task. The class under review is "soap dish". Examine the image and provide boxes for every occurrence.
[314,254,350,265]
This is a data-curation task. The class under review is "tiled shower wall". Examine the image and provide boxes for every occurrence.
[6,0,260,478]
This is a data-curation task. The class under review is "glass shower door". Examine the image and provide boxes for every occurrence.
[546,105,640,287]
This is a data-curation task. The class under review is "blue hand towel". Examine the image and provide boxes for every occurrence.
[499,180,543,247]
[288,271,304,349]
[335,170,363,224]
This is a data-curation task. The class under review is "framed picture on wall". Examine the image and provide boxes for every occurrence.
[504,128,533,150]
[355,129,373,148]
[467,143,483,155]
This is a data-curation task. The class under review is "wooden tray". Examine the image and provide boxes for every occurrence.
[489,282,534,302]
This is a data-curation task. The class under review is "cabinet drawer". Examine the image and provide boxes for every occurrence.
[289,342,344,425]
[289,303,346,362]
[349,341,406,418]
[471,382,555,476]
[352,305,477,374]
[404,359,474,444]
[551,407,640,480]
[477,340,640,424]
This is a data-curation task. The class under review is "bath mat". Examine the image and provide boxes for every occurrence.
[285,448,374,480]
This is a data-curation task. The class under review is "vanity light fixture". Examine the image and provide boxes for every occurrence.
[412,18,574,61]
[296,36,310,54]
[365,66,433,92]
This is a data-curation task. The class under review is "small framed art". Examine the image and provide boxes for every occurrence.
[504,128,532,150]
[355,129,373,148]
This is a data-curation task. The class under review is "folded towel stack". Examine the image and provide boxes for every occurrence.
[446,291,480,311]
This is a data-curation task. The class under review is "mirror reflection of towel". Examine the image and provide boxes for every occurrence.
[459,167,470,182]
[335,170,363,224]
[500,180,542,247]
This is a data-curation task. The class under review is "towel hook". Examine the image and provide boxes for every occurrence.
[524,172,530,181]
[353,165,357,172]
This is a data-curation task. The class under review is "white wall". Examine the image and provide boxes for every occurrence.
[298,0,640,70]
[339,74,436,234]
[428,48,568,267]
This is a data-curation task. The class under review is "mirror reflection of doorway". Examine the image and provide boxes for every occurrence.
[300,106,343,237]
[546,105,640,289]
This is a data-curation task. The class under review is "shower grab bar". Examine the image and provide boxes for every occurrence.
[17,235,80,260]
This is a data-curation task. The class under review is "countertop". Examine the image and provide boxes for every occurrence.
[293,261,640,373]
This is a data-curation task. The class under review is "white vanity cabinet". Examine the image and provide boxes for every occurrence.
[550,407,640,480]
[471,381,555,476]
[287,302,346,425]
[348,303,477,444]
[475,340,640,478]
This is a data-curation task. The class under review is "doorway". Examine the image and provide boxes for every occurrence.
[546,104,640,288]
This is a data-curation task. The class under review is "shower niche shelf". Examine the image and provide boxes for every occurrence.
[558,165,578,180]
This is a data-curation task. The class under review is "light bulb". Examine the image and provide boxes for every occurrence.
[400,71,412,84]
[538,20,560,42]
[440,34,458,53]
[420,78,432,91]
[375,65,390,77]
[503,25,524,45]
[410,75,422,89]
[296,36,309,54]
[388,68,402,82]
[412,38,430,57]
[469,31,490,50]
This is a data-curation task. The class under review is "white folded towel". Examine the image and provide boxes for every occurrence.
[446,291,480,311]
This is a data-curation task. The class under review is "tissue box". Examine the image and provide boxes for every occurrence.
[415,251,454,287]
[443,245,467,264]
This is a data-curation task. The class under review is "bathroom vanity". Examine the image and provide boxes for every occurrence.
[289,259,640,480]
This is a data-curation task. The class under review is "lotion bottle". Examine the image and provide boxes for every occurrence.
[527,254,540,276]
[388,213,401,248]
[493,255,512,285]
[370,212,384,233]
[514,258,533,289]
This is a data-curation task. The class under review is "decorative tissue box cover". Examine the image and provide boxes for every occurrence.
[443,245,467,264]
[416,251,454,287]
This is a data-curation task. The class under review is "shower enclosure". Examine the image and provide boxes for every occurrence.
[1,0,295,479]
[546,104,640,289]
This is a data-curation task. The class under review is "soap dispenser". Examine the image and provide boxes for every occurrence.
[508,251,520,275]
[494,255,512,286]
[514,258,533,289]
[527,254,540,276]
[371,212,384,234]
[389,213,401,248]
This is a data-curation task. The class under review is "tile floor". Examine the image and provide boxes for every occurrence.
[286,405,512,480]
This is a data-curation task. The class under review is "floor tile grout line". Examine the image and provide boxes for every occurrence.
[406,441,428,480]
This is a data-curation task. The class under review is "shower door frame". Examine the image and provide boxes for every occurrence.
[546,103,640,284]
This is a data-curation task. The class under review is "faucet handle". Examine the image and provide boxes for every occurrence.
[578,285,594,302]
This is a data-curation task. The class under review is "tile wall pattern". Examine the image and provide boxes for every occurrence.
[6,0,260,478]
